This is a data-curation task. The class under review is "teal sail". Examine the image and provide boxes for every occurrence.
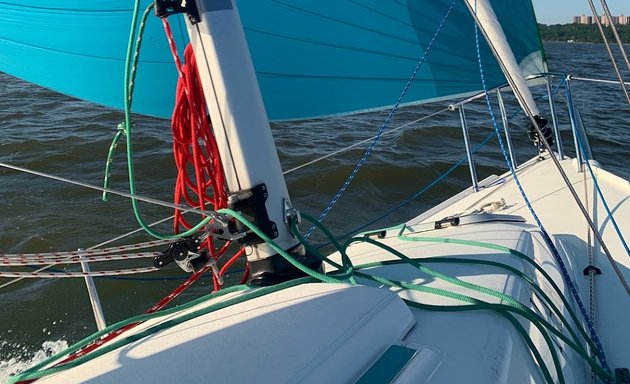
[0,0,545,121]
[0,2,188,119]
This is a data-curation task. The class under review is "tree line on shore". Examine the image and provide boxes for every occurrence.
[538,24,630,43]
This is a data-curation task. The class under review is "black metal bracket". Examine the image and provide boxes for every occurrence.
[154,0,201,24]
[228,183,278,245]
[583,265,602,276]
[154,236,206,272]
[363,230,387,239]
[435,216,460,230]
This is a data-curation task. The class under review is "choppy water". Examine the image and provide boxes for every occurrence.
[0,41,629,380]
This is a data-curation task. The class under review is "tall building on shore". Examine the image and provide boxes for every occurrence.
[576,14,593,24]
[573,14,628,25]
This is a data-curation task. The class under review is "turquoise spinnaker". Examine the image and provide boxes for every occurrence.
[0,0,545,121]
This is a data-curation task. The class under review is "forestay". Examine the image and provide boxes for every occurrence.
[0,0,545,120]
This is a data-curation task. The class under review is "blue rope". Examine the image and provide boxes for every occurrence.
[566,87,630,259]
[334,131,495,241]
[472,3,609,370]
[306,0,459,237]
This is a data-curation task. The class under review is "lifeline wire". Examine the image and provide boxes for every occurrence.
[0,161,216,217]
[327,77,568,243]
[282,108,449,175]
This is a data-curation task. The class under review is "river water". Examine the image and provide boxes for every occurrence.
[0,41,629,380]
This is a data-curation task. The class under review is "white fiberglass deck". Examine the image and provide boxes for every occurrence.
[402,154,630,370]
[34,155,629,383]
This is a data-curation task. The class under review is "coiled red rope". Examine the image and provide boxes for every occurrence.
[161,19,252,290]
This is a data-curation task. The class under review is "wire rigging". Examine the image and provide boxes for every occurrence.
[470,1,611,370]
[587,0,630,107]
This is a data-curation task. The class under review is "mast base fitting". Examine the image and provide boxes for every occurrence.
[247,243,323,287]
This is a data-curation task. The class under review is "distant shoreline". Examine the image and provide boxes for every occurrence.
[538,23,630,44]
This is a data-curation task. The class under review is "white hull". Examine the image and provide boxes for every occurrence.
[30,154,630,383]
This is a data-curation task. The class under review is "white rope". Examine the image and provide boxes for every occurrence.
[0,252,160,266]
[0,240,169,259]
[0,267,159,278]
[0,216,174,290]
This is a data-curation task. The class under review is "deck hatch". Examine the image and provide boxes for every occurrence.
[356,345,417,384]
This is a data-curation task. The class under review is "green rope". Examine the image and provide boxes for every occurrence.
[298,215,611,380]
[353,269,557,383]
[293,216,610,380]
[349,256,610,380]
[393,224,599,354]
[350,236,526,308]
[291,213,357,284]
[103,1,149,202]
[344,238,564,383]
[349,225,610,379]
[102,124,126,201]
[13,211,613,382]
[218,209,348,285]
[361,256,586,353]
[122,2,213,240]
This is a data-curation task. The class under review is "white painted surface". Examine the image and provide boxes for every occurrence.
[37,156,629,382]
[186,0,298,258]
[40,284,414,383]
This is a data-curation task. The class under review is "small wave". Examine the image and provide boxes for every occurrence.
[0,340,68,383]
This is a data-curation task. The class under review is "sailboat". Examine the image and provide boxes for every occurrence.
[1,0,629,382]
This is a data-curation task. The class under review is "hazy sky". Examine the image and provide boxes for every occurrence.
[531,0,628,25]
